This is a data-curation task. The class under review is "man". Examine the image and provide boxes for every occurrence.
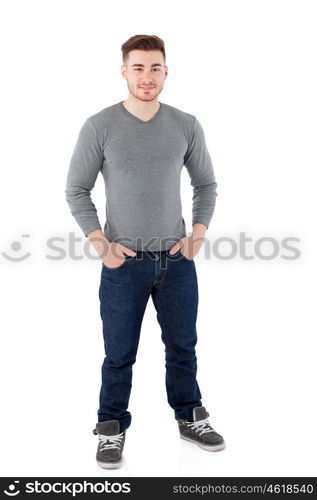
[65,34,225,469]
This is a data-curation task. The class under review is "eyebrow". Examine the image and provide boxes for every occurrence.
[130,63,163,68]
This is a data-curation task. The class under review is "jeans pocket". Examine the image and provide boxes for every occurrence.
[102,254,136,271]
[166,249,181,260]
[179,250,194,262]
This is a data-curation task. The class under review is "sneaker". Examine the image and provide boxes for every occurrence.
[178,406,225,451]
[93,420,125,469]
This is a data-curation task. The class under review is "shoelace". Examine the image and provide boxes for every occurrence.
[187,418,215,436]
[98,432,124,451]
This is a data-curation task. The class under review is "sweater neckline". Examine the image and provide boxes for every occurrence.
[119,101,163,124]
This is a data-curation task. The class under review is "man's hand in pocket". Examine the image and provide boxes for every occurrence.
[103,242,136,269]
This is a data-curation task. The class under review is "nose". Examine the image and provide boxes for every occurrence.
[140,71,155,82]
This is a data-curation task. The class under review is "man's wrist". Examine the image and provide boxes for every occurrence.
[192,223,207,239]
[87,229,110,260]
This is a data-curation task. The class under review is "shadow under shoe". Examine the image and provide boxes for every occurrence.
[178,406,225,451]
[93,420,126,469]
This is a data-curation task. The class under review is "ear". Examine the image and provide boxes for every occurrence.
[121,64,127,80]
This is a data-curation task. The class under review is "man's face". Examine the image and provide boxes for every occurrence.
[121,50,168,102]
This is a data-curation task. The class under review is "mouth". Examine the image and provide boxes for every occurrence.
[140,87,155,90]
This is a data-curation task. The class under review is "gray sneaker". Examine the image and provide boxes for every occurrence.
[93,420,126,469]
[178,406,225,451]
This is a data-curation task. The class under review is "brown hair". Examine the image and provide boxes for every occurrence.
[121,35,166,64]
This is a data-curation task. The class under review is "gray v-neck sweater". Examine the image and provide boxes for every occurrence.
[65,101,218,251]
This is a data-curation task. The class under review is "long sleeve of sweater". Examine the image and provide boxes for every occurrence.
[65,118,103,237]
[183,117,218,229]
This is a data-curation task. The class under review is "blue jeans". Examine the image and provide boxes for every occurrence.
[97,249,203,431]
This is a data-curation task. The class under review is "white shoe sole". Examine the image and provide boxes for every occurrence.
[97,457,124,469]
[181,435,226,451]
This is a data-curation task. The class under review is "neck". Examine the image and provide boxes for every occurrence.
[123,96,160,118]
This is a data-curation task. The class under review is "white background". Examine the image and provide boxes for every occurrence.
[0,0,316,477]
